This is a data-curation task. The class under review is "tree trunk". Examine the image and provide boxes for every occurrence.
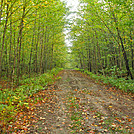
[12,4,25,86]
[79,52,83,69]
[0,0,3,46]
[88,48,92,72]
[116,27,133,79]
[29,19,36,77]
[9,15,13,80]
[130,31,134,70]
[94,45,97,74]
[0,4,9,78]
[35,19,40,74]
[42,26,47,73]
[5,36,8,77]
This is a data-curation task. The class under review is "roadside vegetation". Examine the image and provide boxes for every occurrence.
[0,68,63,131]
[70,0,134,94]
[0,0,68,130]
[76,68,134,94]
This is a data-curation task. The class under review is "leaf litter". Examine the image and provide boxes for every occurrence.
[1,70,134,133]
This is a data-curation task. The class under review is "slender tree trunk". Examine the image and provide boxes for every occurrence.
[12,4,25,86]
[45,32,49,71]
[0,0,3,46]
[88,48,92,72]
[114,47,118,67]
[0,4,9,78]
[35,19,40,74]
[116,27,133,79]
[130,31,134,70]
[118,41,122,71]
[51,30,54,70]
[94,45,97,74]
[9,15,13,80]
[81,51,85,69]
[111,8,133,79]
[94,30,104,74]
[16,5,26,85]
[39,15,44,72]
[29,19,36,77]
[11,25,16,88]
[42,26,47,73]
[40,32,44,73]
[21,38,25,74]
[5,36,8,77]
[51,43,54,70]
[104,34,108,69]
[79,52,83,69]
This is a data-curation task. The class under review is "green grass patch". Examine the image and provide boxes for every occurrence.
[77,69,134,94]
[0,68,63,129]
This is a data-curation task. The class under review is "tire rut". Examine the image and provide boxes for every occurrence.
[27,70,134,134]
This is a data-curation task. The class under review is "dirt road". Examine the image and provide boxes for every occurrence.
[27,70,134,133]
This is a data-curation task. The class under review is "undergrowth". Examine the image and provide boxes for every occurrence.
[76,68,134,94]
[0,68,63,128]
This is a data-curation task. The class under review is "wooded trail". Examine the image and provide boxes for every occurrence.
[27,70,134,133]
[0,0,134,133]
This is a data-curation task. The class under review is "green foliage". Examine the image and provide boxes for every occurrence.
[0,68,63,124]
[48,68,63,75]
[79,69,134,93]
[70,0,133,79]
[0,0,68,81]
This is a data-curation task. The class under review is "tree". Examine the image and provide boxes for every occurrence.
[71,0,133,79]
[0,0,68,85]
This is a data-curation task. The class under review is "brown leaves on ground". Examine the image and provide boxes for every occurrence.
[1,70,134,133]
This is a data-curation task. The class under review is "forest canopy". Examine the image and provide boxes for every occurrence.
[70,0,134,79]
[0,0,68,85]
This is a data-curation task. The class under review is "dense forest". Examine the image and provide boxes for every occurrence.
[0,0,68,85]
[71,0,134,80]
[0,0,133,85]
[0,0,68,131]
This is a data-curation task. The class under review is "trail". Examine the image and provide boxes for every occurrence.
[27,70,134,133]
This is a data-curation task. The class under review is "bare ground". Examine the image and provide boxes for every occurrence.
[27,70,134,134]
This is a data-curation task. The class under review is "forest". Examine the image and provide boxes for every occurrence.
[0,0,68,85]
[0,0,134,133]
[70,0,134,93]
[71,0,133,77]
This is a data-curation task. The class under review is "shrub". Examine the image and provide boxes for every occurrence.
[76,69,134,94]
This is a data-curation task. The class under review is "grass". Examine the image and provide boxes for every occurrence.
[76,68,134,94]
[0,68,63,129]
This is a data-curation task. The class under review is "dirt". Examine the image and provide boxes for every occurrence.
[27,70,134,133]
